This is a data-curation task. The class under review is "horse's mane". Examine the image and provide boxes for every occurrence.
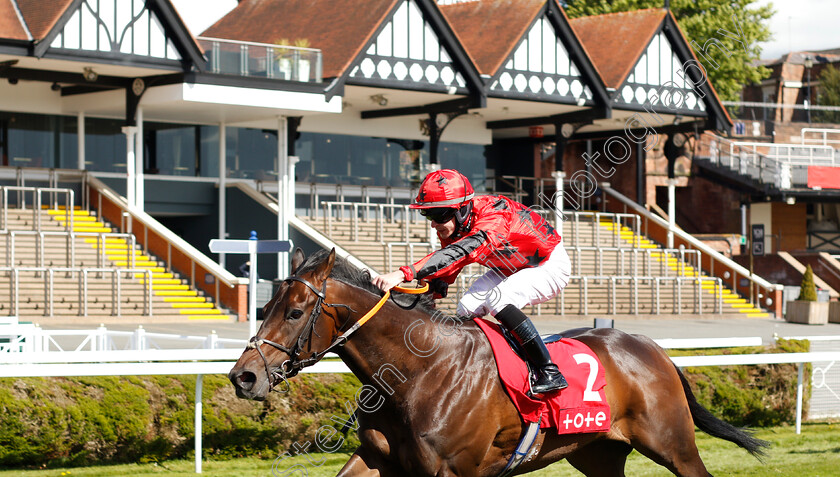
[297,249,462,319]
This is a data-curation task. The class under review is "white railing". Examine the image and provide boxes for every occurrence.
[0,267,153,316]
[601,183,782,310]
[0,325,247,353]
[568,211,641,248]
[0,186,75,232]
[449,273,724,316]
[731,141,836,166]
[322,201,432,243]
[800,128,840,147]
[4,230,136,269]
[386,242,435,271]
[568,246,701,277]
[197,36,322,82]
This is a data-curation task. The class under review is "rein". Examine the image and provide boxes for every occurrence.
[247,277,428,392]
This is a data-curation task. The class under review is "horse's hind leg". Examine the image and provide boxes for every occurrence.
[565,440,633,477]
[629,416,711,477]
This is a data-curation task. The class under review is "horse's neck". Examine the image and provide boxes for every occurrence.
[334,288,453,386]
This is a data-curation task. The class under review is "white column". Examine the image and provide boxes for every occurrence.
[218,123,227,268]
[135,107,144,211]
[77,111,85,170]
[277,116,289,279]
[667,178,676,249]
[195,374,203,473]
[551,170,565,236]
[121,126,138,209]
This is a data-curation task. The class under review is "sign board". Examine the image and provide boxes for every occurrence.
[208,238,293,337]
[751,224,764,256]
[209,239,292,254]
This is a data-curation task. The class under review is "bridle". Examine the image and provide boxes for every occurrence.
[246,274,428,393]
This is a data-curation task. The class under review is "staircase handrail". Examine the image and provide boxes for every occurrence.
[231,183,378,276]
[86,176,246,318]
[4,230,135,269]
[600,183,782,315]
[800,128,840,147]
[0,186,75,233]
[2,266,153,317]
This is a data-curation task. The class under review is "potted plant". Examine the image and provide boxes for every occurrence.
[293,38,311,82]
[273,38,293,80]
[786,265,829,324]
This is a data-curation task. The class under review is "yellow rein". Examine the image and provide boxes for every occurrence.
[355,282,430,327]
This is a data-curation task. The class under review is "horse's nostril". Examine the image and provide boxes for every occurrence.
[233,371,257,391]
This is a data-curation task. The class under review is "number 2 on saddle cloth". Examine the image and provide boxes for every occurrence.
[474,318,611,435]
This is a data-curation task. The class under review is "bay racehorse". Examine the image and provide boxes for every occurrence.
[229,248,768,476]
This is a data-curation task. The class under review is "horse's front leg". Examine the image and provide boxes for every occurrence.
[337,447,400,477]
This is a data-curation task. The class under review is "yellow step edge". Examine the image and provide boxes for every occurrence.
[71,227,113,233]
[170,302,214,309]
[730,303,757,309]
[164,296,205,302]
[151,285,191,291]
[187,315,231,321]
[742,313,769,318]
[133,273,174,279]
[155,290,199,296]
[45,208,86,213]
[140,279,183,285]
[179,309,222,315]
[84,238,129,244]
[53,216,97,222]
[115,260,158,265]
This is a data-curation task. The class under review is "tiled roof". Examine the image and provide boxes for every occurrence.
[202,0,397,79]
[439,0,545,76]
[15,0,73,40]
[0,0,29,40]
[569,8,666,89]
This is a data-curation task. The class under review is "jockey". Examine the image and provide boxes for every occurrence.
[373,169,571,394]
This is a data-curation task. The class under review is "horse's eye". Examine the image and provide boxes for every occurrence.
[288,309,304,320]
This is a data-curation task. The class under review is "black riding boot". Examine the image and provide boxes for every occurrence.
[496,305,568,394]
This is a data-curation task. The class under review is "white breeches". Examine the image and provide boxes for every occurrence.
[456,243,572,317]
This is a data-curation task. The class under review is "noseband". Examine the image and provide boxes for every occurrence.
[246,276,428,393]
[247,275,352,393]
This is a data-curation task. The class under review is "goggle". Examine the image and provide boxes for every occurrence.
[420,207,457,223]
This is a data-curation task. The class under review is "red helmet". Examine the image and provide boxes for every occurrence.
[411,169,474,209]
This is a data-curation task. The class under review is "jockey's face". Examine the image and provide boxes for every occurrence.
[430,216,457,240]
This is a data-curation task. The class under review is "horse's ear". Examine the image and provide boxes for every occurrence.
[315,248,336,281]
[291,247,305,275]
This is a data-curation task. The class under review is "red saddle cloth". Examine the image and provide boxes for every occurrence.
[474,318,611,435]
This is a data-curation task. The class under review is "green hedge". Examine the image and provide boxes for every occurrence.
[0,340,809,469]
[0,373,361,469]
[670,339,810,427]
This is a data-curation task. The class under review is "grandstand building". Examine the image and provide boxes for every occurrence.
[4,0,831,321]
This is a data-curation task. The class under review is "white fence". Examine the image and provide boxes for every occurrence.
[0,329,837,473]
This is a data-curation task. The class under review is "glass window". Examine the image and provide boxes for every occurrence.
[85,117,126,173]
[0,112,76,169]
[438,141,487,192]
[199,126,220,178]
[225,127,277,180]
[144,122,197,176]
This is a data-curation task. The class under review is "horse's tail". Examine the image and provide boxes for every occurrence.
[674,364,770,460]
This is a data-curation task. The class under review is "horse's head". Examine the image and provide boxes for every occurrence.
[229,247,347,400]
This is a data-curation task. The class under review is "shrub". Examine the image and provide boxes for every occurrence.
[799,265,818,301]
[671,339,810,427]
[0,373,362,469]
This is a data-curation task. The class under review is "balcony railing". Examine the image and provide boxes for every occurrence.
[197,36,322,82]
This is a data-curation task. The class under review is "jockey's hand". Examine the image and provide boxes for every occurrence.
[372,270,406,292]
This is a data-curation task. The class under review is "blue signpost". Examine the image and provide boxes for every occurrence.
[209,233,293,337]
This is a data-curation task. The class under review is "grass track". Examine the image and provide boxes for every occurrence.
[2,422,837,476]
